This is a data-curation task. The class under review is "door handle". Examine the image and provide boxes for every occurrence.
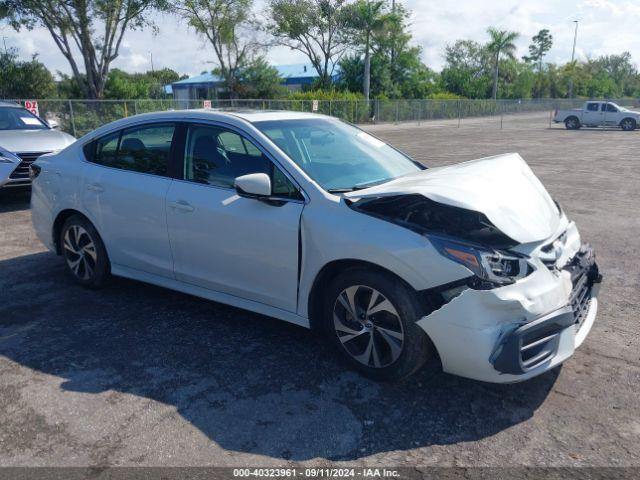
[86,182,104,193]
[168,200,195,213]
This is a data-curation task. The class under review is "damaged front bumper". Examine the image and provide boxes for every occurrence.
[417,239,602,383]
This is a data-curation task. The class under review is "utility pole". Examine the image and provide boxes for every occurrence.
[390,0,397,84]
[568,20,578,98]
[149,51,155,73]
[2,37,8,55]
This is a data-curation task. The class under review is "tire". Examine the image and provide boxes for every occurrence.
[620,118,636,131]
[322,268,434,381]
[60,215,110,288]
[565,116,580,130]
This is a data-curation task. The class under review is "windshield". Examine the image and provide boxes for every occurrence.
[254,118,423,191]
[0,107,49,131]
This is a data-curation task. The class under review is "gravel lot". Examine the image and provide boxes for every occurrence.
[0,118,639,468]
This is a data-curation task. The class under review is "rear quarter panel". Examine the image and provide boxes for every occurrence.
[30,145,90,250]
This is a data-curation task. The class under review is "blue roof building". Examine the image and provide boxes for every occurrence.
[169,63,339,103]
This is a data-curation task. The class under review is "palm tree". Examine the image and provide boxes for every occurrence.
[486,27,519,99]
[345,0,386,101]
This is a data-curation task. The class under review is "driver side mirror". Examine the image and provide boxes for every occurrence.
[234,173,272,198]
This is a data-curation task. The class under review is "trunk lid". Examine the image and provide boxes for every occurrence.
[345,153,561,244]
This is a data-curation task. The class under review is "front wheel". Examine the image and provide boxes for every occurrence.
[322,268,434,381]
[620,118,636,131]
[60,215,110,288]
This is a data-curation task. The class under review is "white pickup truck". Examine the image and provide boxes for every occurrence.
[554,101,640,131]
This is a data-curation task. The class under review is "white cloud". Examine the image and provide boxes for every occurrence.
[1,0,639,79]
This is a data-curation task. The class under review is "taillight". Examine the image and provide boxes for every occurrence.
[29,164,41,180]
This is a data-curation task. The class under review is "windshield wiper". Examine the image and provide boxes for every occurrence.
[353,177,393,189]
[328,177,393,194]
[327,187,356,193]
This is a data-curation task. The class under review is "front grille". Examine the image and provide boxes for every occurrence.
[569,266,592,329]
[564,244,599,329]
[8,152,50,182]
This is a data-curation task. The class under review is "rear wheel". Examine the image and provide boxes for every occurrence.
[620,118,636,131]
[322,268,434,381]
[60,215,110,288]
[565,116,580,130]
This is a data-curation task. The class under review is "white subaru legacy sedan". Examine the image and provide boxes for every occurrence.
[29,110,601,383]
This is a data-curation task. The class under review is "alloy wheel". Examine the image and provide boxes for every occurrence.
[333,285,404,368]
[63,225,97,281]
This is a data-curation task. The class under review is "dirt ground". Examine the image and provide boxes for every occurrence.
[0,118,639,468]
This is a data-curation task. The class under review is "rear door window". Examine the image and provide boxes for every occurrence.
[117,124,175,176]
[93,131,120,166]
[87,123,176,177]
[586,103,599,112]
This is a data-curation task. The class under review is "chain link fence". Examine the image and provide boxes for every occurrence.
[3,97,638,137]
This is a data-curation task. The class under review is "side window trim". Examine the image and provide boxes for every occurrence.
[179,120,308,203]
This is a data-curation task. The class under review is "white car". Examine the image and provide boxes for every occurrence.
[554,101,640,131]
[29,110,602,383]
[0,101,75,188]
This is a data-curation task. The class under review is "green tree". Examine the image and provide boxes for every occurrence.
[588,52,638,97]
[439,40,492,98]
[176,0,259,98]
[56,73,86,98]
[104,68,182,99]
[499,59,535,99]
[523,29,553,73]
[235,57,287,98]
[486,27,519,99]
[267,0,350,88]
[523,29,553,98]
[343,0,386,100]
[0,48,56,99]
[1,0,169,99]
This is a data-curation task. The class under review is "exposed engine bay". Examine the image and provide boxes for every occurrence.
[350,194,519,249]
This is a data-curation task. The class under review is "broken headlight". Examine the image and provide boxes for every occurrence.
[429,236,532,288]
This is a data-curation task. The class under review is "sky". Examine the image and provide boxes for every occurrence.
[1,0,639,79]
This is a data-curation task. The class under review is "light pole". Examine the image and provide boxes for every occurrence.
[568,20,578,98]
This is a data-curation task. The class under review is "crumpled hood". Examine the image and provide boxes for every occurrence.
[0,129,75,154]
[345,153,561,244]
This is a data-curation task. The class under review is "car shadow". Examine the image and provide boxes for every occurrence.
[0,188,30,212]
[0,251,560,461]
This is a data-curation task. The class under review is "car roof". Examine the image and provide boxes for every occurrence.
[127,108,330,123]
[76,108,335,142]
[175,108,326,121]
[218,109,330,122]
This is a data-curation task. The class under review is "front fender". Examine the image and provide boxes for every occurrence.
[296,199,471,318]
